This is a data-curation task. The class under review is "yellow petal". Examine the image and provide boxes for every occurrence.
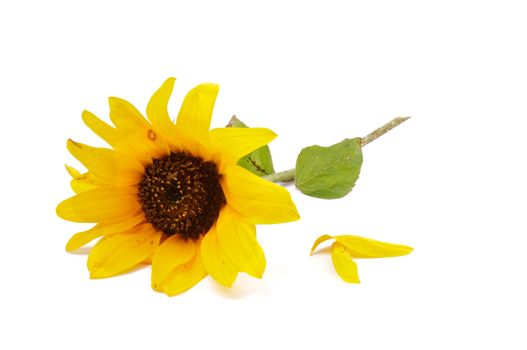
[70,180,95,194]
[331,242,360,283]
[221,165,300,224]
[151,234,196,290]
[161,240,207,296]
[65,213,145,252]
[201,227,238,287]
[310,234,334,255]
[88,224,162,279]
[216,206,266,278]
[176,83,219,143]
[67,139,143,185]
[82,110,120,148]
[56,186,139,223]
[209,127,276,163]
[65,165,100,194]
[109,96,150,131]
[108,97,170,161]
[145,78,180,147]
[143,255,153,264]
[70,172,102,194]
[335,235,413,258]
[65,164,81,178]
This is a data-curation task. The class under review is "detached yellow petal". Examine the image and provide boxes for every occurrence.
[217,206,266,278]
[310,234,334,255]
[331,242,360,283]
[65,213,145,252]
[209,127,276,163]
[221,165,300,224]
[176,83,219,143]
[67,140,143,185]
[56,187,139,223]
[88,224,161,279]
[161,240,207,296]
[335,235,413,258]
[201,227,238,287]
[151,234,195,291]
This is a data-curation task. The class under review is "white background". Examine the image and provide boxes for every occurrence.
[1,0,526,349]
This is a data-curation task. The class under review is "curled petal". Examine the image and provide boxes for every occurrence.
[335,235,413,258]
[331,242,360,283]
[310,234,334,255]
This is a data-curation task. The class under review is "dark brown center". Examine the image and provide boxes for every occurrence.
[138,152,226,240]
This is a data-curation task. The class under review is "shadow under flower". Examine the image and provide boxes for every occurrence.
[211,275,271,299]
[69,246,92,255]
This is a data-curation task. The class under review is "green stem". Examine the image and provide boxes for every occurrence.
[360,116,410,146]
[262,168,296,183]
[263,116,410,183]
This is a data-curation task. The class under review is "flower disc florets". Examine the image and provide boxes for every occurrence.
[138,152,226,240]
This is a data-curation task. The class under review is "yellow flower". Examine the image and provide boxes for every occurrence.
[310,234,412,283]
[57,78,300,296]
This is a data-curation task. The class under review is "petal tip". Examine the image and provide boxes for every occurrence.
[64,164,80,178]
[266,128,278,139]
[223,280,235,288]
[151,281,162,292]
[107,96,118,105]
[89,264,110,279]
[66,139,82,150]
[55,200,67,219]
[159,77,176,92]
[81,109,94,120]
[65,241,75,253]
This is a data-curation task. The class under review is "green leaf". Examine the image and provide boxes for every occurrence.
[227,116,275,176]
[295,138,363,199]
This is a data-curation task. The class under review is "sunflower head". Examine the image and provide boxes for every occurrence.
[138,151,226,240]
[57,78,299,295]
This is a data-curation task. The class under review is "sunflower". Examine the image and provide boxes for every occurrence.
[57,78,300,295]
